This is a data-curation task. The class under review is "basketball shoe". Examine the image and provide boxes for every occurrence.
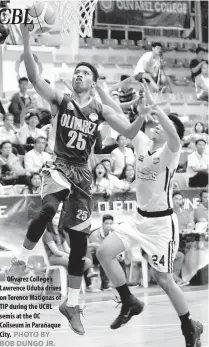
[110,294,144,329]
[182,320,203,347]
[5,258,29,284]
[59,299,85,335]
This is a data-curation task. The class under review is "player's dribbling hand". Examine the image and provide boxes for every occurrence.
[20,23,30,42]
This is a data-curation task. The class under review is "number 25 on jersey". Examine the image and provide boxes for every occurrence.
[67,130,87,151]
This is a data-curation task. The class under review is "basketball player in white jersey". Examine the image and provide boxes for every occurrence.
[96,81,203,347]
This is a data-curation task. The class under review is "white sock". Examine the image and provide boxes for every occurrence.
[66,287,80,307]
[18,247,32,264]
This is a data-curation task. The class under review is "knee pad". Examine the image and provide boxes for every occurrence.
[41,202,57,220]
[68,231,88,277]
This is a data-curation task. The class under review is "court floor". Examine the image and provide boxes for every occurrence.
[48,289,208,347]
[1,288,208,346]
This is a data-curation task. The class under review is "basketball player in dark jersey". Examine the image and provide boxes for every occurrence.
[5,24,157,335]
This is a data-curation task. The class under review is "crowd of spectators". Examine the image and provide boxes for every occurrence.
[190,47,208,101]
[0,64,208,195]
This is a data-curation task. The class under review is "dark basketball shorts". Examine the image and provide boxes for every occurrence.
[41,157,93,234]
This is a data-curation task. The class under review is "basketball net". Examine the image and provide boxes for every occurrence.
[55,0,98,56]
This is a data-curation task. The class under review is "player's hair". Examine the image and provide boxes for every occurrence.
[75,62,99,82]
[200,189,208,200]
[34,136,46,144]
[168,114,185,140]
[120,74,130,82]
[152,42,163,48]
[196,47,205,54]
[172,191,183,198]
[18,77,28,84]
[103,214,114,223]
[119,164,135,182]
[195,138,206,145]
[3,113,13,121]
[194,122,205,133]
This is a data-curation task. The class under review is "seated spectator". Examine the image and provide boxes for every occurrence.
[173,191,194,233]
[190,47,207,82]
[194,190,208,224]
[100,159,113,174]
[0,141,30,185]
[19,109,47,150]
[186,139,208,187]
[111,135,135,177]
[22,173,42,195]
[24,137,51,174]
[0,113,25,154]
[91,163,122,194]
[8,77,31,125]
[32,79,51,111]
[89,215,126,291]
[183,122,209,151]
[100,158,122,190]
[134,42,165,91]
[119,164,135,191]
[0,113,18,145]
[195,62,209,101]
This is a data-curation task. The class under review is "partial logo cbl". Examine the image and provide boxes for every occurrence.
[0,7,33,24]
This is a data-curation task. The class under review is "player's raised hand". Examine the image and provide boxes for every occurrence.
[20,23,30,42]
[137,97,157,123]
[142,79,166,105]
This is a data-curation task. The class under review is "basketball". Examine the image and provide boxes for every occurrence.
[27,2,56,34]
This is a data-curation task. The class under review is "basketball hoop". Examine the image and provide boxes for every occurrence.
[55,0,98,55]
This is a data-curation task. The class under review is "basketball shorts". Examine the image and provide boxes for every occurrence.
[113,212,179,273]
[41,157,93,234]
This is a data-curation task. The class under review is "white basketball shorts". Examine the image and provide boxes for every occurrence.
[113,212,179,273]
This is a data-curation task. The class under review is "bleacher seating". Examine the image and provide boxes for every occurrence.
[103,38,119,49]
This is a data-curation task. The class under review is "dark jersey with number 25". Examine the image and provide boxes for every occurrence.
[51,94,103,164]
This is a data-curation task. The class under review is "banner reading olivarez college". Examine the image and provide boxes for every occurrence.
[96,0,191,29]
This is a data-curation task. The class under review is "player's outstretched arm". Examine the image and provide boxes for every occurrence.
[143,80,180,152]
[20,24,63,106]
[97,83,155,139]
